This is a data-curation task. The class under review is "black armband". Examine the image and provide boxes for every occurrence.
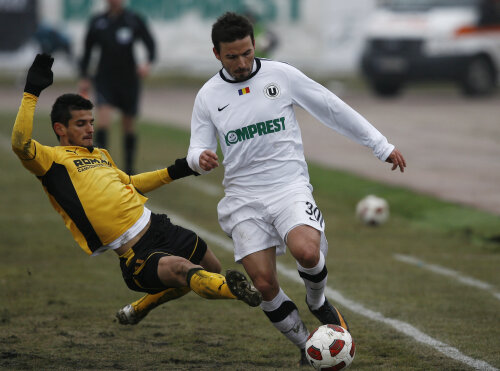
[167,157,199,180]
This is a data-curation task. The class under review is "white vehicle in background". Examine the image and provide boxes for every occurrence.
[360,0,500,96]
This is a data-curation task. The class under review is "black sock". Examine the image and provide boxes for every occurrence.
[186,267,204,287]
[124,133,137,174]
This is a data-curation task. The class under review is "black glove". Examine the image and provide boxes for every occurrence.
[24,54,54,97]
[167,157,199,180]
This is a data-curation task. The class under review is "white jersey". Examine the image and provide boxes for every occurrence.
[187,58,394,196]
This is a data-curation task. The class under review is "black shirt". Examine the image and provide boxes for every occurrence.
[80,8,155,83]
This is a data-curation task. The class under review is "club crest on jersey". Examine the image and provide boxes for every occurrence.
[238,87,250,96]
[264,83,280,99]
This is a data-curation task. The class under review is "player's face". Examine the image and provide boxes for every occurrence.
[57,110,95,148]
[107,0,124,10]
[214,35,255,81]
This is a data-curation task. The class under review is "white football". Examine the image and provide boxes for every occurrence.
[356,195,389,226]
[305,324,356,370]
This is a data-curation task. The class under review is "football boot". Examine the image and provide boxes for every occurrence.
[298,348,310,367]
[307,297,350,331]
[115,304,146,325]
[225,270,262,307]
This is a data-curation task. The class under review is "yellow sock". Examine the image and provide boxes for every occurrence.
[132,287,191,315]
[187,268,236,300]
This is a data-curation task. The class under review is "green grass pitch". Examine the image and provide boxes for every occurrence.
[1,111,499,370]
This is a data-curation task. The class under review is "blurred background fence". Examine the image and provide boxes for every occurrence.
[0,0,376,80]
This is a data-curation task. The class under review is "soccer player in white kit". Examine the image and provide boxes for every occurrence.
[187,12,406,365]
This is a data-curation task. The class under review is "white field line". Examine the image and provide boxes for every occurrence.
[394,254,500,302]
[154,206,498,371]
[2,136,497,370]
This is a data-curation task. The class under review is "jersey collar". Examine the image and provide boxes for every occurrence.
[219,58,261,83]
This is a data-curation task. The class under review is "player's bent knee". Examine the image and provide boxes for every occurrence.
[295,247,320,268]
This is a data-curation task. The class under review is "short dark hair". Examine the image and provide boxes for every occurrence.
[211,12,254,53]
[50,93,93,139]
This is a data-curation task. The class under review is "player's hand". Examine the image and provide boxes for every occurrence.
[24,54,54,97]
[167,157,199,180]
[137,63,151,78]
[199,150,219,171]
[386,148,406,172]
[78,78,91,99]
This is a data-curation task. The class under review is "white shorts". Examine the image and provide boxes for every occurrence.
[217,187,328,262]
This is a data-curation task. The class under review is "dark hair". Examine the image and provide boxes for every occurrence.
[50,93,93,139]
[211,12,254,53]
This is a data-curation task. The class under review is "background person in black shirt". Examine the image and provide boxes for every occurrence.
[79,0,156,174]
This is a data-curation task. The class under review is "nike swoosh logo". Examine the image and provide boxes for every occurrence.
[218,104,229,112]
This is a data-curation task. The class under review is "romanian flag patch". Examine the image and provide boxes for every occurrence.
[238,87,250,95]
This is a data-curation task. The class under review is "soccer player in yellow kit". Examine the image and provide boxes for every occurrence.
[12,54,262,324]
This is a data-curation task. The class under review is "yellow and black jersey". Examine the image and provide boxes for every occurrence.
[12,93,174,255]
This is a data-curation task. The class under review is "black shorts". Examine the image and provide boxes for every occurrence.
[94,77,140,116]
[119,213,207,294]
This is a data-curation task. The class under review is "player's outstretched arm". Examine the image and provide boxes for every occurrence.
[125,157,199,193]
[385,148,406,172]
[12,54,54,159]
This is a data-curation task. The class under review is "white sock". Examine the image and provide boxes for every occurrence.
[260,288,309,349]
[297,251,327,310]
